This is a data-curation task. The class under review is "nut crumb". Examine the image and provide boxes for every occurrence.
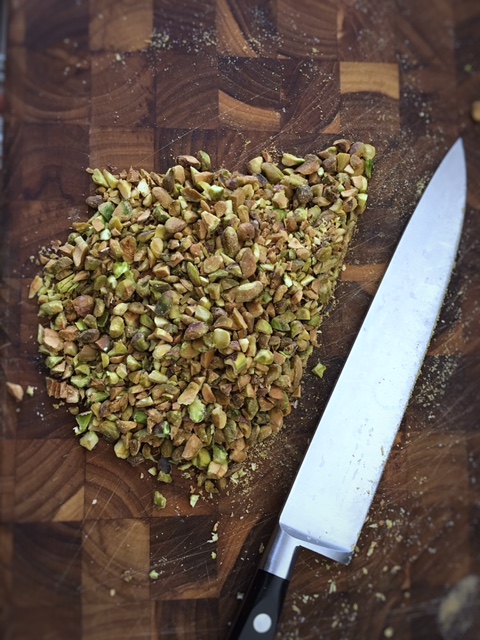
[471,100,480,122]
[6,382,24,403]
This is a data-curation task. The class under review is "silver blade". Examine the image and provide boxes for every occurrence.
[279,138,466,564]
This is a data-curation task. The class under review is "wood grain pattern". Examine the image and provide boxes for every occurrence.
[340,62,400,99]
[1,0,480,639]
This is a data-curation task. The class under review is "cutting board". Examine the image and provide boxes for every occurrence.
[1,1,480,639]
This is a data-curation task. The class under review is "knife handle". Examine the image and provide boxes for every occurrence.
[226,569,289,640]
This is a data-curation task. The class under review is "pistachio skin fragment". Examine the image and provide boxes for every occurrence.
[6,382,24,403]
[32,141,375,494]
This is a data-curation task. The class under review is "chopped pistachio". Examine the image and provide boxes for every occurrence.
[312,362,327,378]
[235,281,263,303]
[109,316,125,338]
[189,494,200,508]
[261,162,284,184]
[79,431,99,450]
[31,141,375,495]
[187,262,203,286]
[92,168,109,188]
[282,152,305,167]
[153,491,167,509]
[188,397,206,423]
[247,156,263,174]
[177,381,201,405]
[255,319,273,335]
[222,227,240,257]
[29,275,44,299]
[74,412,93,436]
[254,349,274,365]
[213,327,231,349]
[6,382,24,403]
[197,150,211,171]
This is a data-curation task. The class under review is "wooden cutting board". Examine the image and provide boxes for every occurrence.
[1,1,480,639]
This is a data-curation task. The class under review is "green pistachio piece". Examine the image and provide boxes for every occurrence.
[282,152,305,167]
[74,412,93,435]
[39,301,64,316]
[187,262,203,286]
[235,281,264,303]
[271,317,290,332]
[109,316,125,338]
[153,491,167,509]
[92,168,109,188]
[255,319,273,335]
[261,162,284,184]
[213,328,231,350]
[197,150,211,171]
[254,349,274,365]
[79,431,99,451]
[312,362,327,378]
[188,397,206,423]
[225,352,247,374]
[247,156,263,174]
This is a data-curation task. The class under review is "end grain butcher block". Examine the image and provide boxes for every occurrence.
[1,1,480,639]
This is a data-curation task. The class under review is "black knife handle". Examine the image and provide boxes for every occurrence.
[226,569,289,640]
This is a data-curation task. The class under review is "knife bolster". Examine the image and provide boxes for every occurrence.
[261,525,301,581]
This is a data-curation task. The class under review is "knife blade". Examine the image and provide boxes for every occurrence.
[226,138,467,640]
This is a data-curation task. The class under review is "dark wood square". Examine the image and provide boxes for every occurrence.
[23,48,91,125]
[12,374,78,441]
[14,439,85,521]
[89,0,154,52]
[91,52,155,129]
[5,200,85,274]
[219,57,281,110]
[83,601,155,640]
[0,524,13,599]
[215,127,274,170]
[153,0,217,56]
[281,59,340,134]
[85,440,153,519]
[24,0,90,51]
[20,124,90,201]
[155,598,219,640]
[338,0,397,62]
[277,0,337,60]
[12,521,83,606]
[150,515,218,598]
[82,519,150,605]
[154,52,219,130]
[216,0,277,58]
[90,127,155,169]
[5,605,82,640]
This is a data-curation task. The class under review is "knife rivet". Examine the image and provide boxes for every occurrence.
[253,613,272,633]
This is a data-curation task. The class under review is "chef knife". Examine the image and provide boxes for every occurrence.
[226,138,467,640]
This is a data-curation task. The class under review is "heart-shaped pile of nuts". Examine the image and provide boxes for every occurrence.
[30,140,375,496]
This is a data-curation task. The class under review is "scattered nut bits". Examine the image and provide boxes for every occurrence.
[6,382,24,403]
[471,100,480,122]
[31,141,375,493]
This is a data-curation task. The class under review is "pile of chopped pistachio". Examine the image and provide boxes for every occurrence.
[30,140,375,493]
